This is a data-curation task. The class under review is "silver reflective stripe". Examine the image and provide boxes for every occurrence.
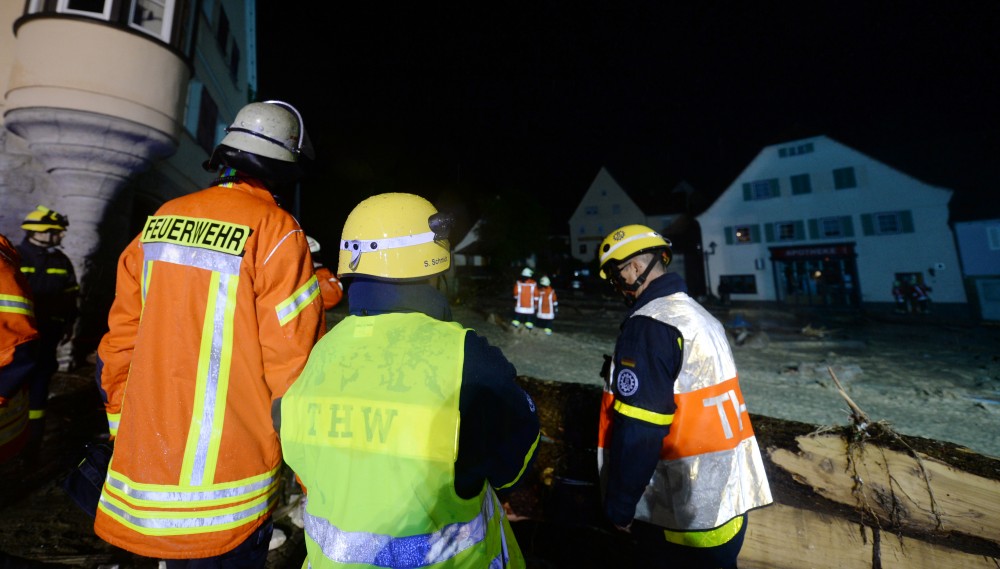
[0,295,33,314]
[105,470,277,503]
[143,242,242,275]
[276,277,319,325]
[98,488,275,531]
[342,231,436,270]
[189,272,235,486]
[305,488,495,567]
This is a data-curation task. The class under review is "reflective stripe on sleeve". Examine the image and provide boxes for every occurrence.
[0,294,34,316]
[276,276,319,326]
[613,399,674,426]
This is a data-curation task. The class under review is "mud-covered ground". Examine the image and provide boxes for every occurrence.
[1,289,997,568]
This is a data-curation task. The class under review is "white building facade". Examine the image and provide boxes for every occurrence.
[696,136,968,315]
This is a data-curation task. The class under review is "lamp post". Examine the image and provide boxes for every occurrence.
[704,241,717,297]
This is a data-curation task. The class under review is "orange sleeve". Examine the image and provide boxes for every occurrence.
[315,267,343,310]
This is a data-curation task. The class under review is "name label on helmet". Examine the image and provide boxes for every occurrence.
[423,255,449,268]
[141,215,250,256]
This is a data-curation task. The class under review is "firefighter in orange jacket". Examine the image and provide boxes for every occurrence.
[0,233,40,463]
[534,275,558,335]
[511,267,537,331]
[596,225,772,568]
[306,235,343,314]
[95,100,326,565]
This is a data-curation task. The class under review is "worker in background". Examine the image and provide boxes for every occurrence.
[282,192,540,568]
[94,100,325,567]
[306,235,343,314]
[0,233,40,464]
[511,267,537,332]
[15,205,79,454]
[534,275,558,335]
[596,224,772,568]
[909,277,932,314]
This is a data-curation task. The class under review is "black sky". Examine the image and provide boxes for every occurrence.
[256,2,1000,243]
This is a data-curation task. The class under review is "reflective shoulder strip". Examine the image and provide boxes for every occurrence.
[28,409,45,419]
[0,294,35,316]
[613,399,674,426]
[305,485,497,566]
[496,431,541,490]
[276,276,319,326]
[46,268,68,274]
[141,215,251,256]
[663,514,743,547]
[19,267,35,273]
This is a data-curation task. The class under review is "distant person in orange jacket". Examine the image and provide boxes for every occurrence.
[511,267,537,331]
[0,233,40,464]
[535,275,558,335]
[307,235,343,314]
[94,101,325,566]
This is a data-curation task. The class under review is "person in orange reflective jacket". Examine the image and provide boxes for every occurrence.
[534,275,558,335]
[94,101,326,567]
[596,225,772,569]
[306,235,343,315]
[0,233,40,463]
[511,267,537,331]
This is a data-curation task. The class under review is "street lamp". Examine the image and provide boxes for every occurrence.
[704,241,717,297]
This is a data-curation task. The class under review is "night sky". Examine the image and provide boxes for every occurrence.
[255,2,999,245]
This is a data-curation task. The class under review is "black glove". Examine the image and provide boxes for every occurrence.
[600,354,613,380]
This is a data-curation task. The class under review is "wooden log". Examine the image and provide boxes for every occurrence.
[509,376,1000,567]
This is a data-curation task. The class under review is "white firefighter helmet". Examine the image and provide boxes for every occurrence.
[539,276,551,287]
[219,100,306,163]
[521,267,534,278]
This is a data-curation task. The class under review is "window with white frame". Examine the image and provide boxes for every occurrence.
[776,222,798,241]
[833,167,857,189]
[743,179,779,200]
[735,226,753,242]
[820,217,845,237]
[58,0,113,18]
[873,212,903,235]
[129,0,175,42]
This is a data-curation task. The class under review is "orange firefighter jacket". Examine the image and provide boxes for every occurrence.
[314,265,343,311]
[0,234,39,461]
[513,278,537,315]
[95,178,325,559]
[535,285,558,320]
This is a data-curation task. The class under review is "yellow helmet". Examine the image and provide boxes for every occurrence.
[338,193,453,281]
[597,224,672,279]
[21,205,69,232]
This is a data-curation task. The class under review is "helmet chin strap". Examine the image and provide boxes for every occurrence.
[612,257,658,306]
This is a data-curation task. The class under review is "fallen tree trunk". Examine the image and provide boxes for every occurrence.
[508,375,1000,568]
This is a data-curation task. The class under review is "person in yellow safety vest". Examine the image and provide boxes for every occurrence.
[95,100,326,566]
[596,225,772,569]
[511,267,536,331]
[534,275,558,335]
[306,235,343,315]
[281,192,541,569]
[0,233,40,464]
[15,205,79,456]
